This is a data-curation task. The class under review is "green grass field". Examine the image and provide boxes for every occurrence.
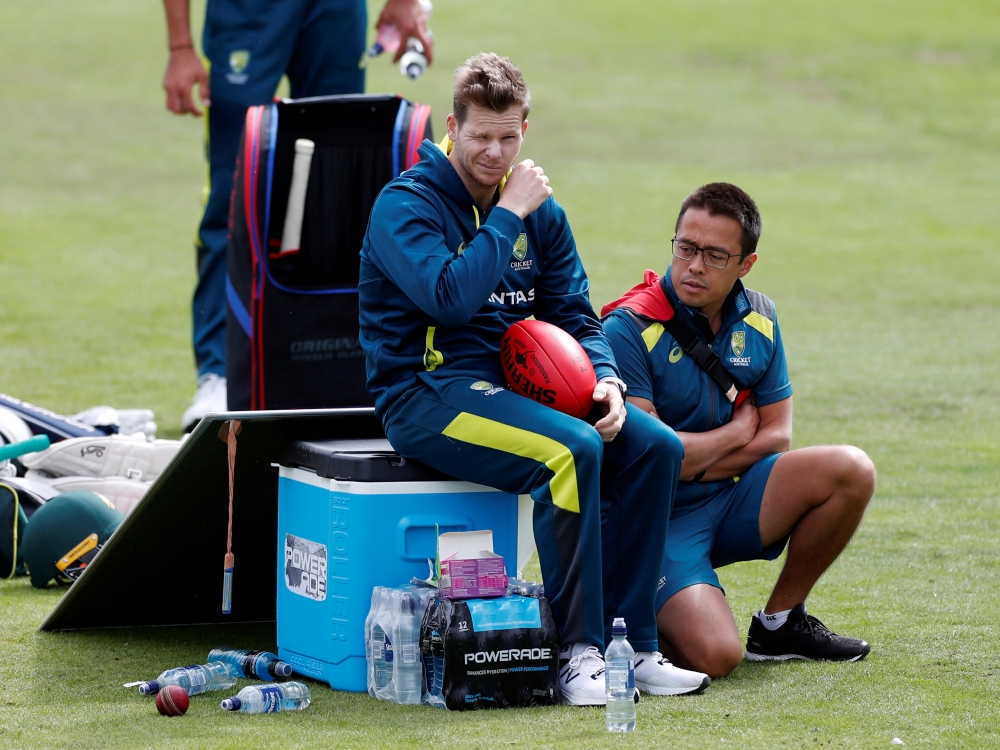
[2,0,1000,746]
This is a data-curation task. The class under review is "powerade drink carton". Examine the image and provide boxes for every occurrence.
[421,593,558,710]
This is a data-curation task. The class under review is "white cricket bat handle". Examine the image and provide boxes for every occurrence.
[279,139,315,254]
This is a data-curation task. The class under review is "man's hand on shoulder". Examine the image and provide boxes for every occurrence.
[163,47,210,115]
[497,159,552,220]
[592,381,626,442]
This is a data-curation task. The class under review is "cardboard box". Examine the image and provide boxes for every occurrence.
[438,530,508,599]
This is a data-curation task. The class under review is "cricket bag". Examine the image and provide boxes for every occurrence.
[226,94,433,410]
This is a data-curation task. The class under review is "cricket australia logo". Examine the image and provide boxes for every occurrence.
[512,233,528,260]
[470,381,493,391]
[227,50,250,84]
[731,331,746,357]
[729,330,751,366]
[510,233,532,271]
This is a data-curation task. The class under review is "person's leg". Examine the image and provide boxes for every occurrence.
[384,377,605,650]
[386,377,611,705]
[652,490,744,679]
[287,0,367,98]
[758,446,876,613]
[192,0,304,382]
[656,584,743,679]
[655,456,783,678]
[742,446,876,662]
[600,406,710,695]
[598,405,682,652]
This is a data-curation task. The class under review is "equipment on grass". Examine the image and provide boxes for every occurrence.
[500,320,598,419]
[155,685,190,717]
[0,406,33,446]
[226,94,432,412]
[71,406,157,440]
[0,436,54,578]
[21,434,181,482]
[29,476,148,516]
[0,483,29,578]
[0,394,111,440]
[40,408,385,631]
[0,434,50,464]
[20,490,123,587]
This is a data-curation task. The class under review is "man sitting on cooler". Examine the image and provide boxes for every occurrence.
[358,53,710,704]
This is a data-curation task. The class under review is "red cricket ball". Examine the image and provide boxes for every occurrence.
[155,684,190,717]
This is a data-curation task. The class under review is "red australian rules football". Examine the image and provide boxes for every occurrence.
[500,320,598,419]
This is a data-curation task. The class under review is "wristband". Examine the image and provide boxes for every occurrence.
[169,43,194,52]
[692,470,706,482]
[598,376,628,397]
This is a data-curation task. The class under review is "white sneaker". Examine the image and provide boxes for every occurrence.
[181,374,227,432]
[558,644,607,706]
[634,651,711,696]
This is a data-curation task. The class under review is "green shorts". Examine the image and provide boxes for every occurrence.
[655,453,786,611]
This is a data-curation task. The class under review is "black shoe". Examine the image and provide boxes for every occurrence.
[745,604,870,662]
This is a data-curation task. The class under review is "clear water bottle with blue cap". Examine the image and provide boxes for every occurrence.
[393,592,423,704]
[133,661,238,696]
[207,647,293,681]
[605,617,636,732]
[365,0,433,80]
[220,682,312,713]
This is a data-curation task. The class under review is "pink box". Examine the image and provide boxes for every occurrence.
[439,557,508,600]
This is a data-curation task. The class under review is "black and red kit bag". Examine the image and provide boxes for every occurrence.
[226,94,432,410]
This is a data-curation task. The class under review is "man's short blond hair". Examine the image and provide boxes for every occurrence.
[452,53,531,125]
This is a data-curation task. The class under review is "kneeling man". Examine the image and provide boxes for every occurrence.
[359,53,709,704]
[603,183,876,677]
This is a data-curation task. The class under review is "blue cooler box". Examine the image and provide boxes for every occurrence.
[276,438,534,692]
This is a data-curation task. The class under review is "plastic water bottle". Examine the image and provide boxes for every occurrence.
[394,592,423,704]
[366,0,432,80]
[136,661,239,696]
[398,39,429,81]
[220,682,312,713]
[605,618,637,732]
[372,622,392,689]
[207,647,293,681]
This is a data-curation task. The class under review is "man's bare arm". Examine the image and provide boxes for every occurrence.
[162,0,210,115]
[627,396,760,480]
[698,397,792,481]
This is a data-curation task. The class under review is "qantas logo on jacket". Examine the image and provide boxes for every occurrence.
[488,288,534,306]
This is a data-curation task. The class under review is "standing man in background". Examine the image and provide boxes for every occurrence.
[161,0,434,430]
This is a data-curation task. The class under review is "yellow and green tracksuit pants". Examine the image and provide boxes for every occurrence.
[384,374,683,652]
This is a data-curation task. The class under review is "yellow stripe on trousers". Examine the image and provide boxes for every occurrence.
[442,412,581,514]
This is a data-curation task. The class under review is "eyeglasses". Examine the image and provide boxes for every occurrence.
[671,238,746,269]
